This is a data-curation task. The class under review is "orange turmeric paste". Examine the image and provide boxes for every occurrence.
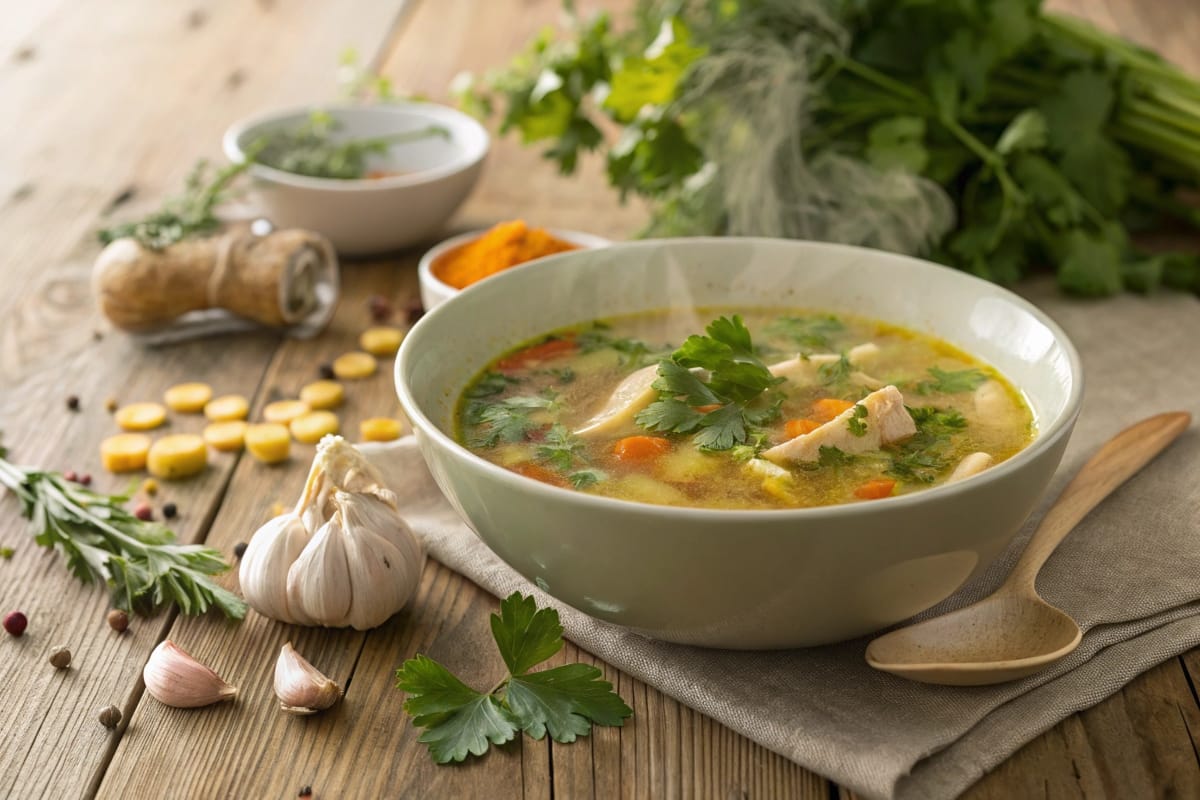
[434,220,579,289]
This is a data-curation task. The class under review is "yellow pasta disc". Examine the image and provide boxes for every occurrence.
[203,421,247,452]
[245,423,291,464]
[299,380,344,410]
[332,351,377,380]
[262,400,311,425]
[360,417,404,442]
[204,394,249,422]
[100,434,152,473]
[147,434,208,480]
[163,382,213,413]
[115,402,168,431]
[359,326,404,357]
[289,411,340,444]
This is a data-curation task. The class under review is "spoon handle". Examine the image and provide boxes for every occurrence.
[1006,411,1192,593]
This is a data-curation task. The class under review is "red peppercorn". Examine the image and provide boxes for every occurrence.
[64,469,78,483]
[133,502,153,521]
[367,294,393,322]
[3,611,27,636]
[106,609,129,633]
[404,300,425,325]
[80,474,92,486]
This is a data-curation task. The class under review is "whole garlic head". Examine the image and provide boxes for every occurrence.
[240,436,424,630]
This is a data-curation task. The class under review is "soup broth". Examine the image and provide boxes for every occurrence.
[455,308,1034,510]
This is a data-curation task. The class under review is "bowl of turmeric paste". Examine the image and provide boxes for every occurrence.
[418,220,610,309]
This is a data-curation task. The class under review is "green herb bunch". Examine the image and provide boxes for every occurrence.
[0,442,246,619]
[397,592,631,763]
[462,0,1200,295]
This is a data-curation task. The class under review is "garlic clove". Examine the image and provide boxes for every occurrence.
[287,514,353,625]
[240,512,313,625]
[338,492,424,630]
[143,640,237,708]
[275,642,341,715]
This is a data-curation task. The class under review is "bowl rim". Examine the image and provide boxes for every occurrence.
[396,236,1084,521]
[417,227,614,300]
[221,101,490,192]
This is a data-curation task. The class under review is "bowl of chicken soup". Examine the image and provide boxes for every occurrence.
[395,238,1083,649]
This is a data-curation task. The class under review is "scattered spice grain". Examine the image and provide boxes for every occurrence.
[4,611,28,636]
[104,397,119,413]
[318,363,335,380]
[48,646,72,669]
[0,547,13,560]
[404,300,425,324]
[98,705,122,729]
[233,542,248,559]
[162,502,178,520]
[133,502,153,521]
[64,470,78,483]
[299,786,313,797]
[107,609,130,633]
[367,294,393,322]
[66,395,80,411]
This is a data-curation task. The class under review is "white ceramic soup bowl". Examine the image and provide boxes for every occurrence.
[395,238,1083,649]
[223,103,488,255]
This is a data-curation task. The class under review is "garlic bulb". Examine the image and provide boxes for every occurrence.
[143,640,238,708]
[240,435,424,629]
[275,642,340,715]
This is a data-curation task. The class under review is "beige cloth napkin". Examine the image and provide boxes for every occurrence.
[363,280,1200,800]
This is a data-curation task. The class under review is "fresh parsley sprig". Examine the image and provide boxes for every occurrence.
[396,593,632,763]
[0,443,245,619]
[914,367,988,395]
[636,316,785,451]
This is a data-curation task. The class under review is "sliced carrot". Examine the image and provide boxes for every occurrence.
[811,397,855,422]
[612,435,671,462]
[496,337,577,370]
[854,479,897,500]
[784,418,822,439]
[512,463,566,487]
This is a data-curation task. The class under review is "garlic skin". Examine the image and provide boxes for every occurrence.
[143,640,237,708]
[240,435,424,630]
[275,642,341,715]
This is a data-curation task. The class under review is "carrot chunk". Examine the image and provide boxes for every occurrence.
[811,398,855,422]
[512,463,566,486]
[612,435,671,462]
[496,337,577,370]
[784,418,821,439]
[854,479,897,500]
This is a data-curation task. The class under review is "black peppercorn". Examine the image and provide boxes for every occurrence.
[318,363,335,380]
[299,786,313,797]
[162,502,178,519]
[233,542,248,559]
[66,395,80,411]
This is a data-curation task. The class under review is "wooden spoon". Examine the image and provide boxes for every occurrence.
[865,411,1192,686]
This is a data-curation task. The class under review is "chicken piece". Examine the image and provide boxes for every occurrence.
[762,385,916,465]
[574,364,660,436]
[768,342,882,387]
[974,380,1009,423]
[947,452,994,483]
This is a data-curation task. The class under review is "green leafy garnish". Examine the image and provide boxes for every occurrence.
[466,0,1200,296]
[576,324,665,368]
[468,394,558,447]
[0,443,245,619]
[819,354,854,387]
[535,424,585,471]
[568,469,607,489]
[466,371,521,398]
[636,316,784,451]
[0,546,13,559]
[98,159,252,250]
[915,367,988,395]
[886,406,968,483]
[767,315,846,351]
[396,592,632,763]
[252,110,448,180]
[847,404,868,437]
[817,445,855,469]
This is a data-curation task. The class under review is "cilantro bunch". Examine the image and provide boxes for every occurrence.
[462,0,1200,295]
[396,593,631,763]
[637,315,784,450]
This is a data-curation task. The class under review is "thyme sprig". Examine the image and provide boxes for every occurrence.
[0,442,246,619]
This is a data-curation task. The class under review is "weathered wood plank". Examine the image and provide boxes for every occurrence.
[0,1,412,797]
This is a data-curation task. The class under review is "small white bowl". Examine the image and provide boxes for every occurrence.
[223,103,489,255]
[417,227,611,310]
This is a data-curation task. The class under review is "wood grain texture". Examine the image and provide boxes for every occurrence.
[2,0,1200,798]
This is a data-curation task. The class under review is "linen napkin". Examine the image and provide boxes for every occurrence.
[364,280,1200,800]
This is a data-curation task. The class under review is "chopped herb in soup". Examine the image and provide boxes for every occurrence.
[456,309,1035,510]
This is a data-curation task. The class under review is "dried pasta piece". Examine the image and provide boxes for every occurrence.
[359,326,404,357]
[299,380,344,410]
[163,382,213,413]
[147,435,208,480]
[332,352,377,380]
[115,402,168,431]
[204,421,248,452]
[245,423,291,463]
[100,434,152,473]
[262,400,311,425]
[360,417,403,442]
[204,394,249,422]
[290,411,340,444]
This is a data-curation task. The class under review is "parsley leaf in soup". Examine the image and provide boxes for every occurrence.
[397,593,631,764]
[535,424,585,471]
[469,394,557,447]
[818,354,853,387]
[568,469,606,489]
[466,371,521,398]
[637,316,784,451]
[847,403,868,437]
[887,405,969,483]
[915,366,988,395]
[766,315,845,351]
[817,445,855,468]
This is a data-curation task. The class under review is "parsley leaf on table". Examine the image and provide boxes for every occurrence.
[396,593,632,763]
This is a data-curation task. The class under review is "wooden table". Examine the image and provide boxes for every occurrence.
[2,1,1198,797]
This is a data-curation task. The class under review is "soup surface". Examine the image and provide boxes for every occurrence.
[455,309,1034,510]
